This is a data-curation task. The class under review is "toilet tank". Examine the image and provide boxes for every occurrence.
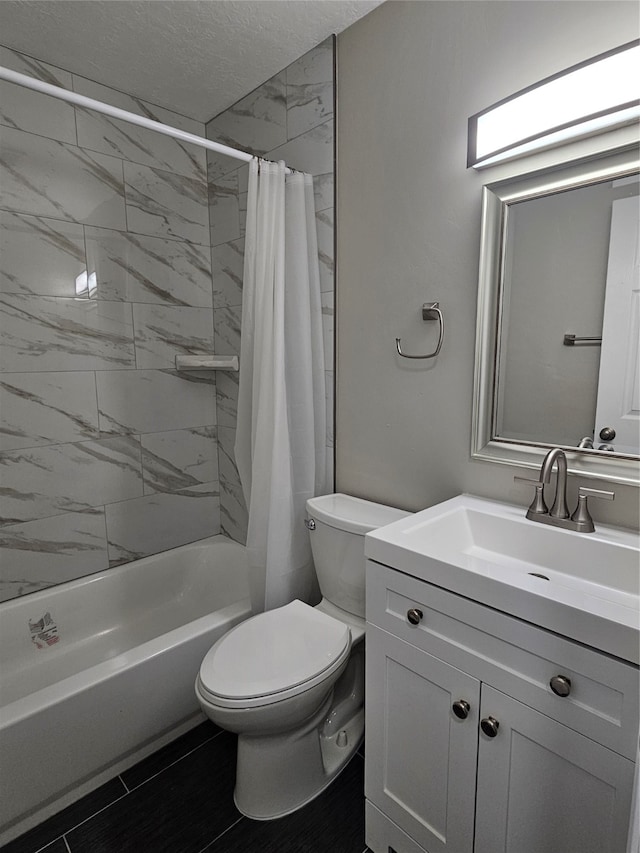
[305,493,410,619]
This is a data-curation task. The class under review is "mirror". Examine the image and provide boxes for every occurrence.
[472,146,640,486]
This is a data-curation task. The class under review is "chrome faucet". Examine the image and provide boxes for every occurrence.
[515,448,614,533]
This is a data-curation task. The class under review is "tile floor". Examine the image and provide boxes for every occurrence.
[1,721,370,853]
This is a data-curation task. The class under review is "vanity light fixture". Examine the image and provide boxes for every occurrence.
[467,39,640,168]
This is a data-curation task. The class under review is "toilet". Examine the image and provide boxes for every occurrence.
[195,493,409,820]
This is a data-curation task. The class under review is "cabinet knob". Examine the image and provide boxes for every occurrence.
[549,675,572,697]
[452,699,471,720]
[406,608,423,625]
[480,716,500,738]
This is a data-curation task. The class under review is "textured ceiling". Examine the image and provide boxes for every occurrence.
[0,0,384,121]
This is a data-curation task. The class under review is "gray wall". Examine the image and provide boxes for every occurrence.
[336,1,639,529]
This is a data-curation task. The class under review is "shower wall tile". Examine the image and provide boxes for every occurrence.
[0,372,99,451]
[325,371,334,450]
[124,161,209,245]
[0,46,77,145]
[268,119,333,177]
[209,172,240,246]
[0,46,220,599]
[313,173,333,213]
[316,207,334,293]
[0,510,109,602]
[132,304,214,369]
[216,425,239,482]
[0,294,135,372]
[237,164,250,194]
[213,304,242,355]
[325,452,334,495]
[217,425,247,544]
[321,291,335,372]
[0,211,86,297]
[238,192,248,238]
[286,38,334,140]
[0,436,143,526]
[0,127,127,228]
[212,239,244,309]
[73,76,207,182]
[141,426,218,494]
[220,477,248,544]
[85,227,213,307]
[216,370,239,429]
[105,488,220,566]
[205,73,287,178]
[96,369,216,436]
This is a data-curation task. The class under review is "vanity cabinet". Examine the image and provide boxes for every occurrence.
[365,559,639,853]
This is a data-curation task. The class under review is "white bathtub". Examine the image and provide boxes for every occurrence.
[0,534,250,845]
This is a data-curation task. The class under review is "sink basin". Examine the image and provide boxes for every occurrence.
[365,495,640,663]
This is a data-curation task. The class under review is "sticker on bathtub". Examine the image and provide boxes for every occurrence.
[29,612,60,649]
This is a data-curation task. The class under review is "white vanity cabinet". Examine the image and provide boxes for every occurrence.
[364,559,639,853]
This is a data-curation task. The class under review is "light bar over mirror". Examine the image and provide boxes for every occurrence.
[468,40,640,169]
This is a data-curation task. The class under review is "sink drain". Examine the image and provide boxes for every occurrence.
[528,572,550,581]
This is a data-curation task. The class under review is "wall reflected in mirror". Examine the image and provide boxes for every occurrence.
[494,168,639,456]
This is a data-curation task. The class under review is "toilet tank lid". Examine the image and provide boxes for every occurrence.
[306,493,410,535]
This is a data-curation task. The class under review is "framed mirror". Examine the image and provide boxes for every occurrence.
[472,146,640,486]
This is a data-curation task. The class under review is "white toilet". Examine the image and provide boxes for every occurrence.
[195,493,408,820]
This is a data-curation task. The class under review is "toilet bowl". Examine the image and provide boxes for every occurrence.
[195,493,409,819]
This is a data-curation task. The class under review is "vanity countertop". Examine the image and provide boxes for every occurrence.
[365,494,640,665]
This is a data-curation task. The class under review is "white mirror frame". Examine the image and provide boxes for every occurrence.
[471,145,640,487]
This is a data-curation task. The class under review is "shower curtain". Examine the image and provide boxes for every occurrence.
[235,159,326,614]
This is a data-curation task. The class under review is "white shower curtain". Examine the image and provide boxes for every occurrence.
[235,159,327,614]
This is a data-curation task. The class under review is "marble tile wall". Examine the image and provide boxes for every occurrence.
[0,46,220,601]
[206,37,335,544]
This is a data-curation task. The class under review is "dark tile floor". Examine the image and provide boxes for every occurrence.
[2,722,370,853]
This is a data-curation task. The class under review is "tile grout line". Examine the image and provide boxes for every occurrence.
[195,815,244,853]
[19,729,221,853]
[124,728,224,793]
[26,787,129,853]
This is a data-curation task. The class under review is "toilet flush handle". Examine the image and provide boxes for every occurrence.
[304,518,316,531]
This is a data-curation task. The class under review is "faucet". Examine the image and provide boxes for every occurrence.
[539,447,569,519]
[515,448,614,533]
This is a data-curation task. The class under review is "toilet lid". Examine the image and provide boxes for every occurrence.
[199,600,350,700]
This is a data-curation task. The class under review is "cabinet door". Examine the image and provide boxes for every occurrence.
[475,685,635,853]
[365,626,480,853]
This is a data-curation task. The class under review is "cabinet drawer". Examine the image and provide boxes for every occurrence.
[366,560,640,759]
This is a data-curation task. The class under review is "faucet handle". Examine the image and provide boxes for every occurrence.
[577,487,615,501]
[514,475,548,515]
[570,487,615,533]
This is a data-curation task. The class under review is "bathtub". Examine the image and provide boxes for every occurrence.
[0,534,251,845]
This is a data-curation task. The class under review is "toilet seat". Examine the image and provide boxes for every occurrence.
[197,600,352,709]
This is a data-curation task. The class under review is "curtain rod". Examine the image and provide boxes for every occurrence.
[0,65,292,171]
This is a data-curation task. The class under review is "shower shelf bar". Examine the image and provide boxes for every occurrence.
[0,65,293,171]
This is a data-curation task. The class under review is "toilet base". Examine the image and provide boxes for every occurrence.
[234,697,364,820]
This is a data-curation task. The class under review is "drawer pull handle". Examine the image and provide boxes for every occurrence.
[407,608,423,625]
[550,675,572,697]
[452,700,471,720]
[480,716,500,738]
